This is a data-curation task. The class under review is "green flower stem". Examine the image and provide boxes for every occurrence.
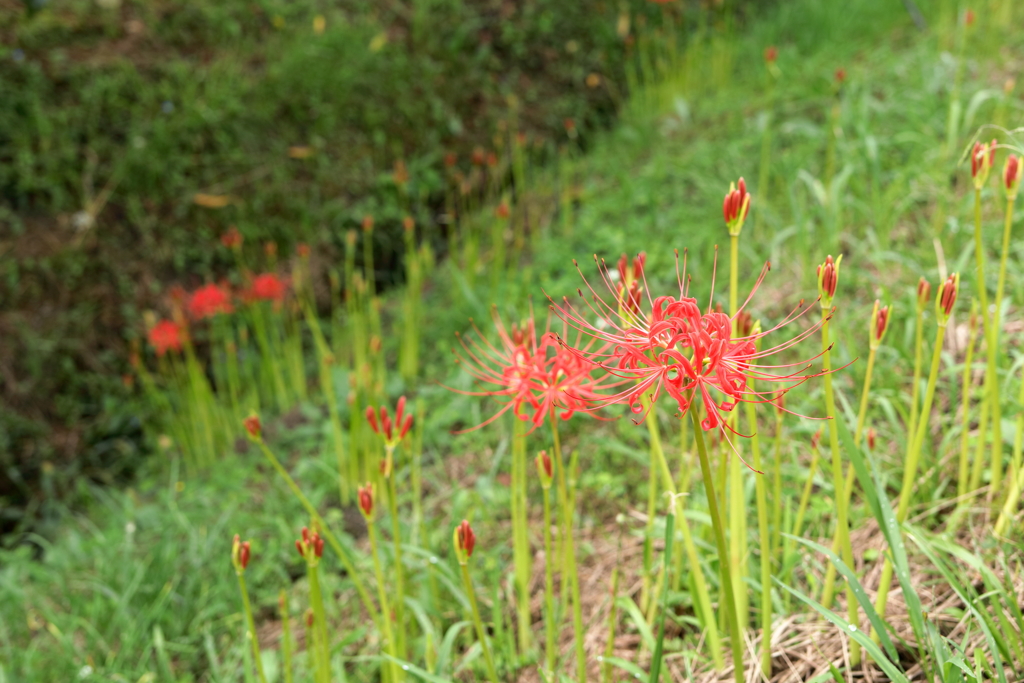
[601,565,620,683]
[648,510,674,683]
[641,442,657,616]
[550,411,586,683]
[1010,362,1024,498]
[746,393,772,676]
[770,410,784,569]
[785,438,819,610]
[236,572,269,683]
[991,192,1016,505]
[308,562,331,683]
[820,314,860,665]
[907,306,925,449]
[647,415,722,670]
[386,472,408,660]
[688,405,745,683]
[690,406,744,683]
[541,483,558,676]
[873,319,947,630]
[368,521,401,683]
[460,561,500,683]
[821,344,876,609]
[968,390,991,493]
[995,438,1024,535]
[256,440,376,624]
[726,234,747,634]
[971,188,1003,504]
[511,419,532,655]
[279,590,294,683]
[957,305,979,502]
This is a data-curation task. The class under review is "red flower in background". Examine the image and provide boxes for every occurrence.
[246,273,287,304]
[552,251,830,460]
[188,283,233,320]
[148,320,183,356]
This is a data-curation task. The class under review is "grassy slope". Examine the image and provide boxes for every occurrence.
[2,0,1024,681]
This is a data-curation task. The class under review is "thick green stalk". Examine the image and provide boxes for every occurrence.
[511,421,532,655]
[726,234,747,632]
[873,320,947,629]
[279,591,294,683]
[820,315,860,665]
[968,390,991,493]
[308,563,331,683]
[550,412,586,683]
[368,522,401,683]
[648,511,675,683]
[821,346,875,609]
[541,484,558,676]
[770,411,784,568]
[991,194,1016,504]
[461,562,500,683]
[641,442,657,615]
[957,306,978,501]
[648,415,722,670]
[908,307,925,443]
[386,472,408,659]
[746,397,771,676]
[236,573,269,683]
[690,407,744,683]
[601,566,619,683]
[256,441,376,622]
[994,445,1024,535]
[971,188,1000,502]
[1011,363,1024,495]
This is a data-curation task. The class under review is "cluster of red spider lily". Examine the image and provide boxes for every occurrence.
[145,272,289,356]
[453,249,830,447]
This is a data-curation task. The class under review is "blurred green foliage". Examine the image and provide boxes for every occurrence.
[0,0,653,534]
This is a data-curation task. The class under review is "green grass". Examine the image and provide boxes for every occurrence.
[3,0,1024,681]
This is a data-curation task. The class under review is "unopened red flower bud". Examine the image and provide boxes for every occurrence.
[971,139,997,189]
[764,45,777,63]
[867,428,876,451]
[870,300,890,348]
[362,215,374,232]
[816,255,841,306]
[835,68,846,84]
[403,216,415,232]
[232,534,252,572]
[495,202,510,219]
[471,147,485,166]
[366,406,379,434]
[305,608,315,628]
[358,483,374,518]
[723,177,751,236]
[264,241,278,258]
[486,152,498,168]
[243,414,262,440]
[916,277,931,311]
[964,8,975,26]
[393,159,409,186]
[938,273,959,320]
[444,152,458,168]
[736,310,753,337]
[535,450,553,488]
[1004,154,1022,200]
[454,520,476,562]
[811,430,822,450]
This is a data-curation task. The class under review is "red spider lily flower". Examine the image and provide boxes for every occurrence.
[764,46,777,63]
[231,534,252,572]
[148,320,183,356]
[816,255,841,306]
[453,520,476,563]
[243,413,262,440]
[971,139,997,189]
[1004,154,1022,200]
[187,283,233,320]
[295,527,325,561]
[916,277,931,312]
[535,450,553,488]
[221,226,243,249]
[448,306,617,432]
[937,273,960,321]
[551,252,832,458]
[870,300,890,349]
[358,483,374,519]
[246,273,287,304]
[723,178,751,236]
